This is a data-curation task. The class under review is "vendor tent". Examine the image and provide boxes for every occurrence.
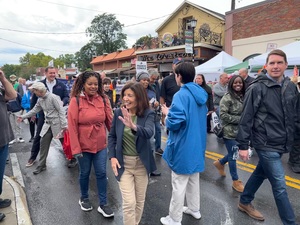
[195,51,241,74]
[224,61,249,74]
[249,41,300,72]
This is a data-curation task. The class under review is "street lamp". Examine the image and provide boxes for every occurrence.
[190,18,197,64]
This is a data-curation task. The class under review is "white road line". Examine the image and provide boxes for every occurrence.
[10,153,25,188]
[222,205,233,225]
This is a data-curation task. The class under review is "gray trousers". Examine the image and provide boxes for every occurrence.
[38,128,63,167]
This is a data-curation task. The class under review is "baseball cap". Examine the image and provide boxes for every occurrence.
[172,58,184,65]
[9,74,17,82]
[28,82,46,91]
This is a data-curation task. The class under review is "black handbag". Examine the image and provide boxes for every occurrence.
[213,123,224,138]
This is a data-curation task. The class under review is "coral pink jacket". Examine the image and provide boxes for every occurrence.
[68,94,113,155]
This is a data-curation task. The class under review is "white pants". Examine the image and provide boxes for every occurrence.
[9,110,23,139]
[169,171,200,222]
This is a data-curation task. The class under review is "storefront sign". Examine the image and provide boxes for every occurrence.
[122,62,131,67]
[139,51,193,62]
[185,30,193,54]
[136,61,147,74]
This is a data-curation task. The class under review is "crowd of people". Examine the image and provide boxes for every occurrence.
[0,48,299,225]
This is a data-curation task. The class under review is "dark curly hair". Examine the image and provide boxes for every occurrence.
[120,82,149,117]
[70,71,104,99]
[227,75,246,99]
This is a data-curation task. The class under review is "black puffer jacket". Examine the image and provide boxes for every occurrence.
[237,74,298,153]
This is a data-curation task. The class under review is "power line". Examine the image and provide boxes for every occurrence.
[124,14,170,28]
[0,37,74,54]
[0,14,169,35]
[0,27,85,35]
[34,0,152,19]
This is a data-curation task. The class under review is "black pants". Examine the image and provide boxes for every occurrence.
[207,114,212,132]
[29,113,44,161]
[29,118,38,138]
[289,142,300,167]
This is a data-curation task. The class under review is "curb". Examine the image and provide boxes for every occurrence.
[4,176,32,225]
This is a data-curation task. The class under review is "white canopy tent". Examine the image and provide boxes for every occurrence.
[249,41,300,67]
[195,51,241,74]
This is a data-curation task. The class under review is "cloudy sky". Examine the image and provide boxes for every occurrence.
[0,0,264,66]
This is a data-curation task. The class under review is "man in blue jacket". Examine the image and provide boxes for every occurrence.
[160,62,208,225]
[26,67,73,168]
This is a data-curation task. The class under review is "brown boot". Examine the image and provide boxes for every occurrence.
[232,180,244,193]
[213,160,226,176]
[238,202,265,221]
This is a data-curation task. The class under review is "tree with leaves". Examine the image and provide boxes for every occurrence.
[75,13,128,71]
[58,54,76,68]
[135,34,154,49]
[86,13,127,54]
[75,41,99,71]
[1,64,21,80]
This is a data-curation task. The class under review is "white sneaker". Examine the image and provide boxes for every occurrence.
[160,215,181,225]
[9,139,16,145]
[183,206,201,219]
[16,138,25,143]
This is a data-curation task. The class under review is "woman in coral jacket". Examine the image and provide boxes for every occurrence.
[67,71,114,218]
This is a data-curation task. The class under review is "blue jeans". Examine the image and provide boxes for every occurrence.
[0,144,9,195]
[219,138,238,181]
[240,150,296,225]
[154,120,161,150]
[78,149,108,206]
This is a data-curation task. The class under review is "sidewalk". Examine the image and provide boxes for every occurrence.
[1,176,32,225]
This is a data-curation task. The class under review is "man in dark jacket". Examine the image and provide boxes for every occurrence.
[238,68,255,89]
[236,49,297,224]
[149,68,163,155]
[26,67,72,167]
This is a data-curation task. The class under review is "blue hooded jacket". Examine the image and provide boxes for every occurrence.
[163,82,208,174]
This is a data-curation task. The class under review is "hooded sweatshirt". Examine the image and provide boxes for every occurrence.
[163,82,208,174]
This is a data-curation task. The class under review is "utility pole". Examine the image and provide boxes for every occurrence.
[231,0,242,10]
[231,0,235,10]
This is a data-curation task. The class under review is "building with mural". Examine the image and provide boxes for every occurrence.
[91,0,226,78]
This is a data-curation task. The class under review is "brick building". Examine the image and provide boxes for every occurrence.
[225,0,300,61]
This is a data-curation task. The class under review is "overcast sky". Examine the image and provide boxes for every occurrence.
[0,0,264,66]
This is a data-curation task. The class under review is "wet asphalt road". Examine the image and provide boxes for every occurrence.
[5,123,300,225]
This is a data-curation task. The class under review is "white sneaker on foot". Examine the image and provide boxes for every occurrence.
[9,139,16,145]
[16,138,25,143]
[160,215,181,225]
[183,206,201,219]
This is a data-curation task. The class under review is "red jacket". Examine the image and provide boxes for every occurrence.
[68,94,113,155]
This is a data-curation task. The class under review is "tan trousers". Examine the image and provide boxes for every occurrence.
[118,155,148,225]
[169,171,200,222]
